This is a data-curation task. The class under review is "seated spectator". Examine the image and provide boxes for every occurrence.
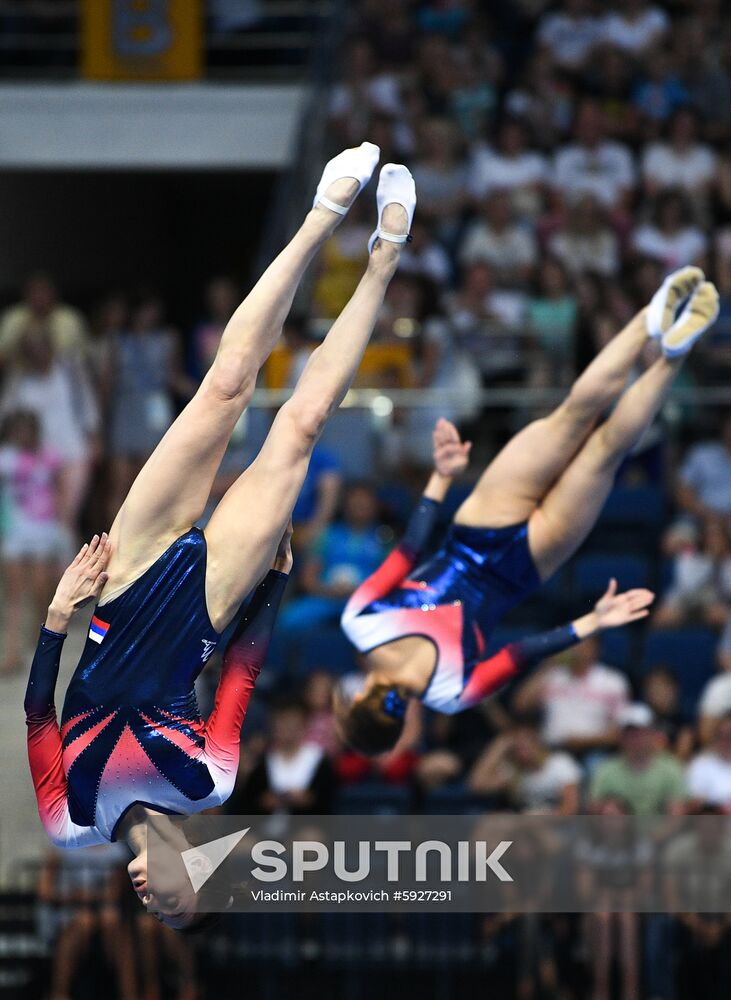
[416,702,508,793]
[675,411,731,521]
[36,843,137,1000]
[552,99,635,211]
[664,804,731,1000]
[191,275,238,379]
[230,700,336,815]
[547,194,621,277]
[107,291,193,522]
[312,200,371,318]
[468,118,549,218]
[584,46,638,142]
[504,50,576,151]
[631,46,688,125]
[328,36,404,146]
[513,636,629,758]
[642,665,694,760]
[410,116,469,244]
[0,328,98,555]
[291,443,343,549]
[459,190,538,286]
[687,713,731,810]
[597,0,669,55]
[641,108,718,207]
[302,671,339,756]
[536,0,603,72]
[0,272,89,365]
[279,482,388,632]
[335,685,422,786]
[688,27,731,143]
[526,256,577,377]
[590,703,687,815]
[442,262,529,382]
[654,518,731,630]
[632,189,708,273]
[398,217,452,287]
[468,726,581,814]
[0,411,62,675]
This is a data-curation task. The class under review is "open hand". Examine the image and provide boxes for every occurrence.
[594,578,654,630]
[433,418,471,479]
[47,534,112,631]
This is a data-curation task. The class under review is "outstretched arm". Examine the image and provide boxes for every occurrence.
[204,526,292,771]
[25,536,111,847]
[459,580,653,710]
[344,419,471,617]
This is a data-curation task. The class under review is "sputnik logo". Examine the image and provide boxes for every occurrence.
[181,828,249,892]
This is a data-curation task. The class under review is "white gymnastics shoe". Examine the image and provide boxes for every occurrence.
[646,265,705,339]
[661,280,719,358]
[312,141,380,216]
[367,163,417,254]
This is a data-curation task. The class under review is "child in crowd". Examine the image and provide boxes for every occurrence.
[0,410,62,674]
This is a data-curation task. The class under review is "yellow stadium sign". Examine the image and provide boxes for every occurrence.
[82,0,202,81]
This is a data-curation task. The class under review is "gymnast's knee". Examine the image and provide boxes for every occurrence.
[279,396,333,452]
[205,352,257,405]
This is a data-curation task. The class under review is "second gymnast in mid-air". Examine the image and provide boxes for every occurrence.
[339,266,720,753]
[24,142,416,925]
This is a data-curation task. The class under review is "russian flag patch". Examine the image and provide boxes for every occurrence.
[89,616,110,644]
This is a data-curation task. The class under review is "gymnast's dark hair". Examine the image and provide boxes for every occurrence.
[341,684,410,756]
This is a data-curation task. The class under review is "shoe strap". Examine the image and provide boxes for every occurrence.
[317,194,349,216]
[377,230,411,245]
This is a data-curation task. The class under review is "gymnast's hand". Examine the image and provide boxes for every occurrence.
[433,418,471,479]
[273,520,294,575]
[592,578,655,631]
[46,533,112,633]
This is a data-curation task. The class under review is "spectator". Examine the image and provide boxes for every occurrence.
[107,291,192,521]
[504,50,576,150]
[398,217,452,287]
[0,272,89,365]
[631,46,689,125]
[642,665,694,760]
[654,517,731,629]
[664,805,731,1000]
[36,843,137,1000]
[641,108,718,207]
[552,99,635,211]
[0,328,98,551]
[536,0,603,72]
[526,256,577,379]
[468,118,549,218]
[291,444,343,548]
[415,703,506,794]
[632,189,708,273]
[675,411,731,520]
[719,616,731,674]
[468,726,581,814]
[687,713,731,810]
[597,0,669,55]
[590,703,687,815]
[328,36,403,146]
[191,276,238,379]
[548,194,621,277]
[302,670,339,755]
[514,636,629,758]
[0,411,62,675]
[698,642,731,744]
[279,482,388,632]
[410,117,469,244]
[231,700,336,815]
[459,190,538,286]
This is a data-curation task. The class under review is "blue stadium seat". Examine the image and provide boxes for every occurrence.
[574,554,650,601]
[377,483,415,525]
[599,487,665,529]
[642,628,718,715]
[423,784,498,815]
[298,625,356,676]
[336,783,410,815]
[599,628,631,671]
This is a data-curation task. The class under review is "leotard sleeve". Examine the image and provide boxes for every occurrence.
[343,495,442,619]
[458,622,580,710]
[25,627,106,848]
[204,570,288,772]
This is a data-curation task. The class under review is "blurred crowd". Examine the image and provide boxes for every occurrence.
[3,0,731,997]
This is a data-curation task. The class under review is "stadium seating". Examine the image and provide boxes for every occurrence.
[642,628,718,715]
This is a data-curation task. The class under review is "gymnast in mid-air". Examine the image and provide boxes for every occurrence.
[24,142,417,925]
[338,266,720,753]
